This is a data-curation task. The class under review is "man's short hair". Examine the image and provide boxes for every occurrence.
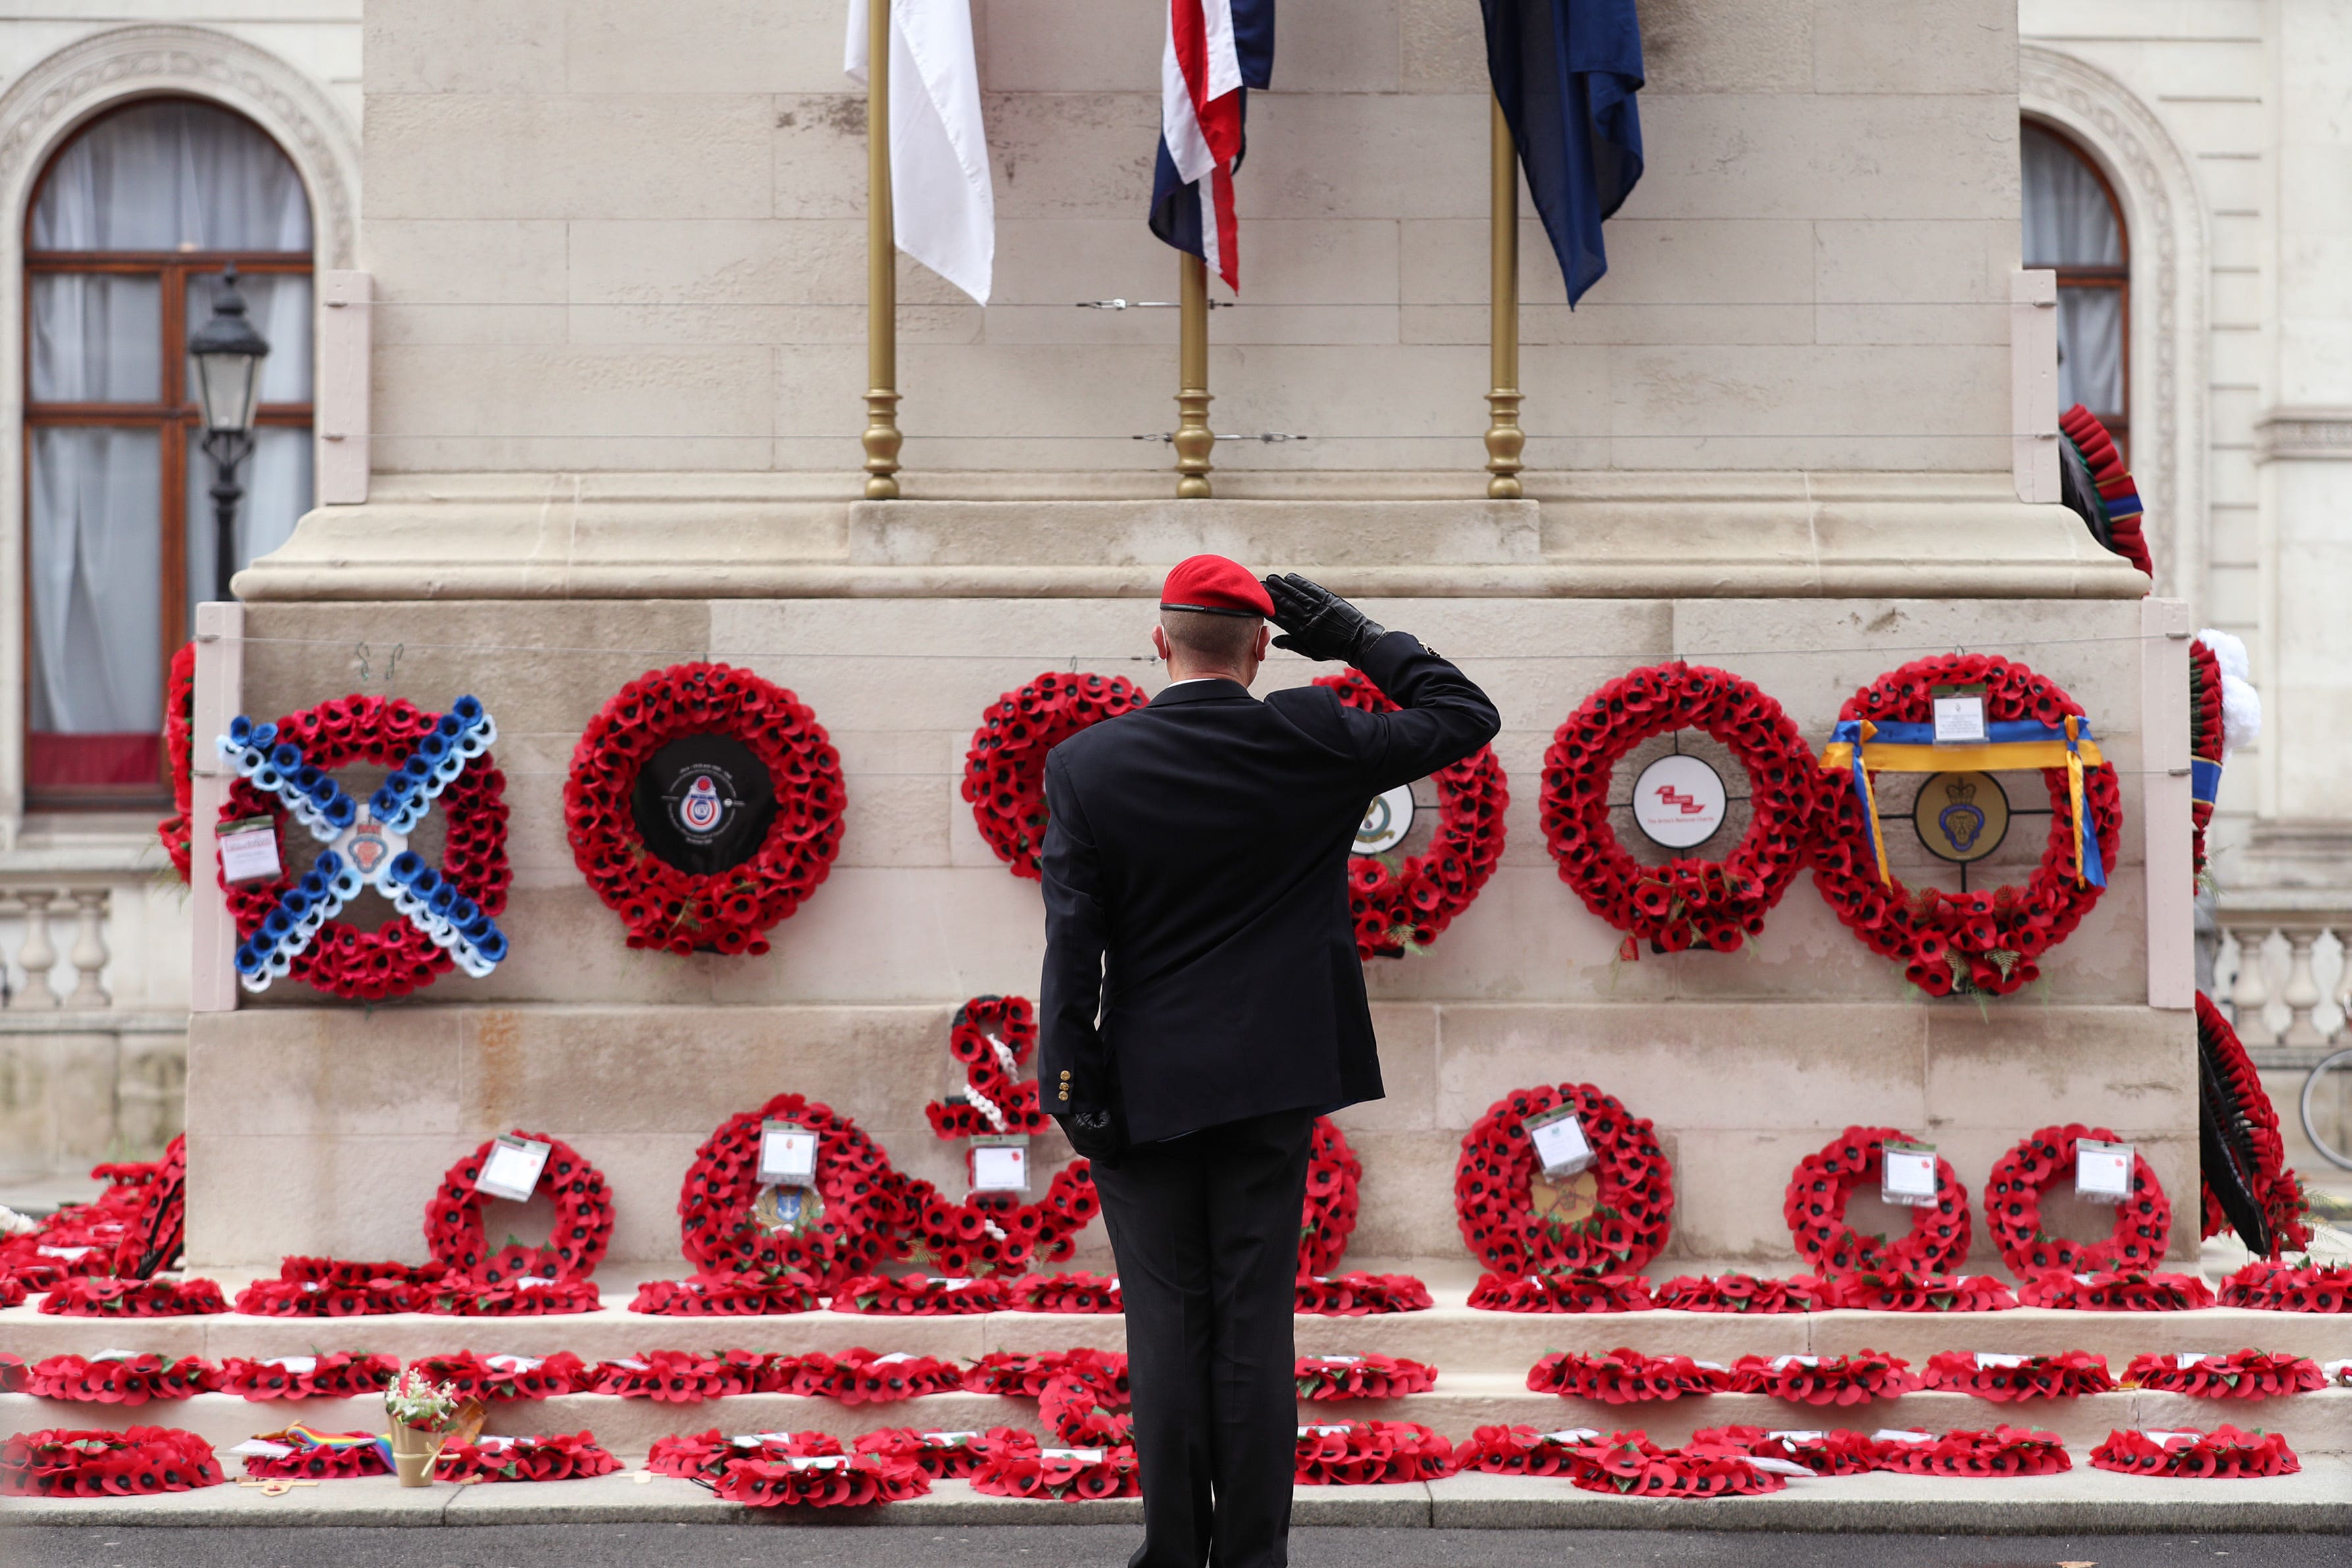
[1161,608,1261,667]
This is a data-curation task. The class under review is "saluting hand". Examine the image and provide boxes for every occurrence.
[1260,573,1388,666]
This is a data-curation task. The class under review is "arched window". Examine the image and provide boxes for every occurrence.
[2022,120,2127,454]
[24,98,312,804]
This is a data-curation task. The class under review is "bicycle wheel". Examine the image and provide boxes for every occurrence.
[2301,1048,2352,1172]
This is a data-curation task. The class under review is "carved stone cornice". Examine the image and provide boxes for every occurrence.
[0,25,358,267]
[2257,409,2352,463]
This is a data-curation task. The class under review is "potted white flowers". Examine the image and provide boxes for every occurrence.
[383,1368,461,1486]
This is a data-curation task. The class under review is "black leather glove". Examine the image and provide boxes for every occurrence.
[1055,1106,1127,1170]
[1261,573,1388,666]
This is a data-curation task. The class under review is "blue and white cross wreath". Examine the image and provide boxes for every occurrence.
[217,696,510,992]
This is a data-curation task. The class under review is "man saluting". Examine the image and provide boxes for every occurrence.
[1038,556,1500,1568]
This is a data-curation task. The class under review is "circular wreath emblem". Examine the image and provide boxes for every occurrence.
[678,1093,910,1290]
[565,663,844,954]
[1541,663,1817,956]
[1299,1116,1363,1276]
[1453,1083,1674,1276]
[1808,652,2121,997]
[1983,1123,2170,1276]
[1320,671,1508,958]
[221,694,511,1001]
[963,671,1148,877]
[1783,1126,1970,1275]
[424,1132,614,1279]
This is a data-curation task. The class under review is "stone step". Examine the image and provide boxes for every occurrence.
[3,1382,2347,1464]
[7,1297,2350,1371]
[5,1463,2351,1533]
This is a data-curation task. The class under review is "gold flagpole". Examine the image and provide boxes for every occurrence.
[1484,95,1524,500]
[862,0,902,500]
[1174,251,1214,498]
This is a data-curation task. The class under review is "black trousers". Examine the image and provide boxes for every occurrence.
[1091,1108,1316,1568]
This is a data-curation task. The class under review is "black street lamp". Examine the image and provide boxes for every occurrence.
[187,263,271,602]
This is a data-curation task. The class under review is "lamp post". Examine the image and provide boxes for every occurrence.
[187,263,271,602]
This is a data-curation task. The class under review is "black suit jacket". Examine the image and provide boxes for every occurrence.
[1037,631,1501,1144]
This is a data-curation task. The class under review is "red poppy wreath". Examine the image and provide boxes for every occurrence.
[963,671,1149,877]
[1783,1126,1972,1275]
[1454,1083,1674,1276]
[219,694,511,1001]
[914,993,1103,1277]
[1810,652,2120,997]
[157,641,197,881]
[1983,1124,2171,1276]
[1319,669,1508,958]
[424,1132,614,1280]
[1542,663,1818,957]
[2196,991,2311,1253]
[675,1093,914,1291]
[565,663,844,954]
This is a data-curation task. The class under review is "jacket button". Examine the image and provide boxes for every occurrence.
[1057,1087,1070,1101]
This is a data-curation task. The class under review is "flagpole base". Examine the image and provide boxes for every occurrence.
[1174,388,1215,500]
[862,390,902,501]
[1484,388,1525,500]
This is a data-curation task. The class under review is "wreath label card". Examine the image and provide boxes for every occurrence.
[757,1122,819,1187]
[1522,1107,1596,1179]
[1931,684,1988,744]
[2075,1139,2134,1203]
[968,1136,1031,1195]
[475,1136,552,1202]
[217,817,282,883]
[1880,1142,1941,1207]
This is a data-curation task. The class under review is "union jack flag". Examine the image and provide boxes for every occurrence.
[1149,0,1274,291]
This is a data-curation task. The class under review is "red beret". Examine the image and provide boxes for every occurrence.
[1159,554,1273,619]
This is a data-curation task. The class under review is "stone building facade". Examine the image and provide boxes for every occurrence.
[0,0,2333,1241]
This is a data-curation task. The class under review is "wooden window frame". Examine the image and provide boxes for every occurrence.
[20,97,312,810]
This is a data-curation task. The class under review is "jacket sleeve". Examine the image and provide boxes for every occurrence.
[1037,749,1113,1115]
[1343,629,1504,792]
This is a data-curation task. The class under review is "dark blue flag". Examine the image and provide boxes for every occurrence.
[1482,0,1644,306]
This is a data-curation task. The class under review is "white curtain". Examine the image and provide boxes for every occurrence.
[2021,126,2121,267]
[186,427,312,617]
[30,101,309,252]
[29,430,161,735]
[27,103,311,738]
[30,274,158,400]
[2057,285,2123,415]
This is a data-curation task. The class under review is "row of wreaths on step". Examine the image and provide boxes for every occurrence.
[152,635,2248,1003]
[4,1000,2328,1319]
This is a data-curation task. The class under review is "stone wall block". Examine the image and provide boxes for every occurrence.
[1609,344,2008,441]
[368,94,777,221]
[565,220,866,308]
[704,868,1049,1005]
[1624,94,2020,222]
[242,602,715,738]
[367,0,567,95]
[1431,1003,1929,1132]
[1814,219,2013,305]
[1242,93,1489,221]
[1924,1005,2195,1130]
[1812,0,2016,94]
[379,344,777,441]
[457,1005,952,1135]
[367,220,571,305]
[1333,1128,1468,1258]
[1399,0,1488,91]
[565,0,831,94]
[1642,0,1814,93]
[186,1009,462,1137]
[983,93,1162,221]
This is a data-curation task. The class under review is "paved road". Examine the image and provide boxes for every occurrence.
[3,1527,2339,1568]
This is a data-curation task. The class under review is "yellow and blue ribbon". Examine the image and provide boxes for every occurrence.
[282,1424,396,1470]
[1819,716,2107,889]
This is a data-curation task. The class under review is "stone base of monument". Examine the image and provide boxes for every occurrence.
[4,1253,2350,1528]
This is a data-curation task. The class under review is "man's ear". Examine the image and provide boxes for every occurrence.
[1151,623,1172,662]
[1253,623,1272,660]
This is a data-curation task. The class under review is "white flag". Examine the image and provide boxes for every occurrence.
[845,0,995,305]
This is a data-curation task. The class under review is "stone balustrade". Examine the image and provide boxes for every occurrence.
[0,864,191,1189]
